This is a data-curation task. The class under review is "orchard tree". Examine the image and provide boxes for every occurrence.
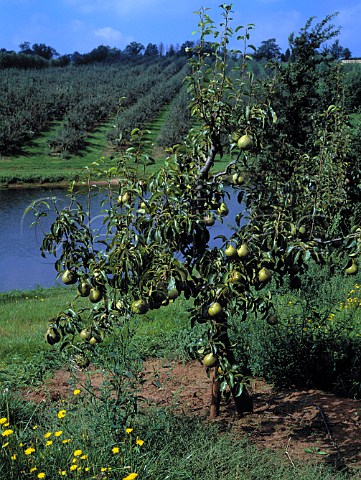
[33,5,360,418]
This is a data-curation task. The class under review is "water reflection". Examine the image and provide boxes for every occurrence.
[0,186,246,292]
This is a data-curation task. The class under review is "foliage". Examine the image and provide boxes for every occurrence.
[232,266,361,397]
[343,63,361,113]
[156,85,192,147]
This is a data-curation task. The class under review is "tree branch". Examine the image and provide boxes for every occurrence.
[198,143,218,180]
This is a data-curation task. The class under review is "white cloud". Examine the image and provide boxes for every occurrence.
[94,26,122,42]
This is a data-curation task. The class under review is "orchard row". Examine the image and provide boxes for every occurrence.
[0,57,189,156]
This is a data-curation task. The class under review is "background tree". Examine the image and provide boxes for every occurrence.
[253,38,281,60]
[166,44,176,56]
[123,41,145,56]
[323,39,352,60]
[18,41,32,54]
[266,14,342,157]
[32,42,58,59]
[144,43,159,57]
[179,40,195,57]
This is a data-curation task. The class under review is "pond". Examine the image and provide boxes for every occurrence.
[0,186,246,292]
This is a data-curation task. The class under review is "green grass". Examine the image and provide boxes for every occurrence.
[0,120,118,185]
[0,391,356,480]
[136,413,353,480]
[0,287,78,384]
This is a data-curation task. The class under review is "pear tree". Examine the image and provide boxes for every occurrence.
[34,4,360,418]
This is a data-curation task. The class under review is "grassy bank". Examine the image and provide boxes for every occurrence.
[0,120,119,186]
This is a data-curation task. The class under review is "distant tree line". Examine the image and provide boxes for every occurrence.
[0,40,201,69]
[0,25,356,70]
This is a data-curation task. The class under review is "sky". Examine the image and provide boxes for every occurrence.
[0,0,360,57]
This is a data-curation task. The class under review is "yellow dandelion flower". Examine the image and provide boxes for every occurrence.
[2,429,13,437]
[30,467,37,473]
[44,432,52,439]
[33,425,38,430]
[80,454,88,460]
[101,467,108,472]
[85,467,90,472]
[112,446,120,454]
[73,389,81,395]
[73,449,82,457]
[37,473,46,479]
[45,440,53,446]
[3,422,9,427]
[25,447,35,455]
[70,465,77,471]
[0,418,7,425]
[11,454,17,460]
[2,442,9,448]
[123,473,138,480]
[136,437,144,446]
[19,442,24,447]
[57,410,66,419]
[62,438,71,444]
[59,471,66,476]
[125,428,133,434]
[54,431,63,437]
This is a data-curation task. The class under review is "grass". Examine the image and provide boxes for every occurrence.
[136,413,353,480]
[1,392,354,480]
[0,120,117,185]
[1,275,361,479]
[0,287,78,385]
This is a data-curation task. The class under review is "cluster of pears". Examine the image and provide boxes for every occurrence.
[61,269,104,303]
[79,327,103,346]
[224,242,272,286]
[131,282,180,315]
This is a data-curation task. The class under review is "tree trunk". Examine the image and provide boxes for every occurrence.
[213,322,254,417]
[209,368,221,419]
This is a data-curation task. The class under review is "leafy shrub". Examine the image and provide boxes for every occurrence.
[231,267,361,397]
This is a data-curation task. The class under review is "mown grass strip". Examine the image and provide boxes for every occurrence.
[0,119,117,185]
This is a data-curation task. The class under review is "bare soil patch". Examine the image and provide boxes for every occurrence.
[22,358,361,473]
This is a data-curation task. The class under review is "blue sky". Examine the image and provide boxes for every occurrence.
[0,0,360,57]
